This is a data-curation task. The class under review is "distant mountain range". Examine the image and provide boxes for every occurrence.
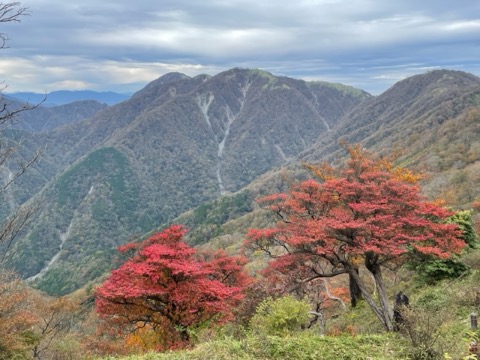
[8,99,108,132]
[7,90,131,106]
[1,68,479,296]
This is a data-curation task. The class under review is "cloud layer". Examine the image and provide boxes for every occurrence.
[2,0,479,94]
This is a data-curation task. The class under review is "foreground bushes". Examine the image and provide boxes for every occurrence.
[96,333,406,360]
[94,296,406,359]
[92,270,480,359]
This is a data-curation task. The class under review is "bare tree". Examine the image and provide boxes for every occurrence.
[0,2,42,262]
[0,2,31,124]
[0,2,28,48]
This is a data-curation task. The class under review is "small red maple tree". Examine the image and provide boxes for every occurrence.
[245,145,464,331]
[96,225,251,349]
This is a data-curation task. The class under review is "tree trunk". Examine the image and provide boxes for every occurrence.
[348,264,394,331]
[372,265,393,330]
[364,254,394,331]
[349,268,362,308]
[348,268,384,322]
[179,328,190,343]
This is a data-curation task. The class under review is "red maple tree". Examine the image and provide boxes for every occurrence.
[96,225,251,349]
[245,145,464,331]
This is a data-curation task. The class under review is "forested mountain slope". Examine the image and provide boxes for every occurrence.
[172,70,480,261]
[302,69,480,205]
[11,100,108,132]
[3,68,368,294]
[5,69,479,296]
[0,99,107,215]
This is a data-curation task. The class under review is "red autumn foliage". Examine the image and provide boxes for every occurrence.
[245,145,464,331]
[96,225,251,350]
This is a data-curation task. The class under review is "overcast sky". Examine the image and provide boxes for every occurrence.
[1,0,479,95]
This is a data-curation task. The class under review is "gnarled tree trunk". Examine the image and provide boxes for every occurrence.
[348,261,394,331]
[349,268,363,308]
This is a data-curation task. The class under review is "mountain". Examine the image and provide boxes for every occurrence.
[302,70,480,160]
[2,68,369,295]
[168,70,480,265]
[7,90,131,106]
[301,69,480,205]
[0,98,108,215]
[11,100,108,132]
[4,68,479,296]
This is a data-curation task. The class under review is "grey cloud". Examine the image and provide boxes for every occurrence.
[2,0,479,93]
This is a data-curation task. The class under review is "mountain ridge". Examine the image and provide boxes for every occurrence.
[173,70,480,260]
[7,90,131,106]
[301,69,480,161]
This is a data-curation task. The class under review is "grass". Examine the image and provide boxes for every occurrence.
[95,333,407,360]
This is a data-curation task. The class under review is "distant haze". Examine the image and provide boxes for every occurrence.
[7,90,131,106]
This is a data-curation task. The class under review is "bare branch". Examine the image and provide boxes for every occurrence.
[0,91,46,126]
[0,3,28,23]
[3,148,42,192]
[0,0,44,256]
[0,2,29,50]
[287,268,348,294]
[322,278,346,309]
[0,202,37,263]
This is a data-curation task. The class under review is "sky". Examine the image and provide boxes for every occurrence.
[1,0,479,95]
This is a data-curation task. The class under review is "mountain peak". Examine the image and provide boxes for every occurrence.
[382,69,480,100]
[157,72,191,83]
[130,72,192,100]
[135,72,190,92]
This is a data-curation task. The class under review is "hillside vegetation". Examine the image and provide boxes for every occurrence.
[90,265,480,360]
[0,72,479,360]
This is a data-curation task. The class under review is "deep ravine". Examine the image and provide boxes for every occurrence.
[196,81,250,195]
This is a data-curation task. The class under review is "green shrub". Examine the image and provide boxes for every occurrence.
[407,209,478,285]
[415,287,450,312]
[249,296,311,337]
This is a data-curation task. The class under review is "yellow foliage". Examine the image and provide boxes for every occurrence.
[304,143,423,184]
[303,161,335,181]
[391,167,423,183]
[125,324,163,351]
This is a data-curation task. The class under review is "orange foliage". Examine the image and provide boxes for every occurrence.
[79,309,132,358]
[125,324,163,352]
[30,294,83,359]
[472,200,480,211]
[328,324,358,336]
[391,167,423,183]
[305,143,423,184]
[303,161,335,181]
[0,270,38,356]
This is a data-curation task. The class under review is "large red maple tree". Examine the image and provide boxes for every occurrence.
[96,225,251,349]
[245,145,464,331]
